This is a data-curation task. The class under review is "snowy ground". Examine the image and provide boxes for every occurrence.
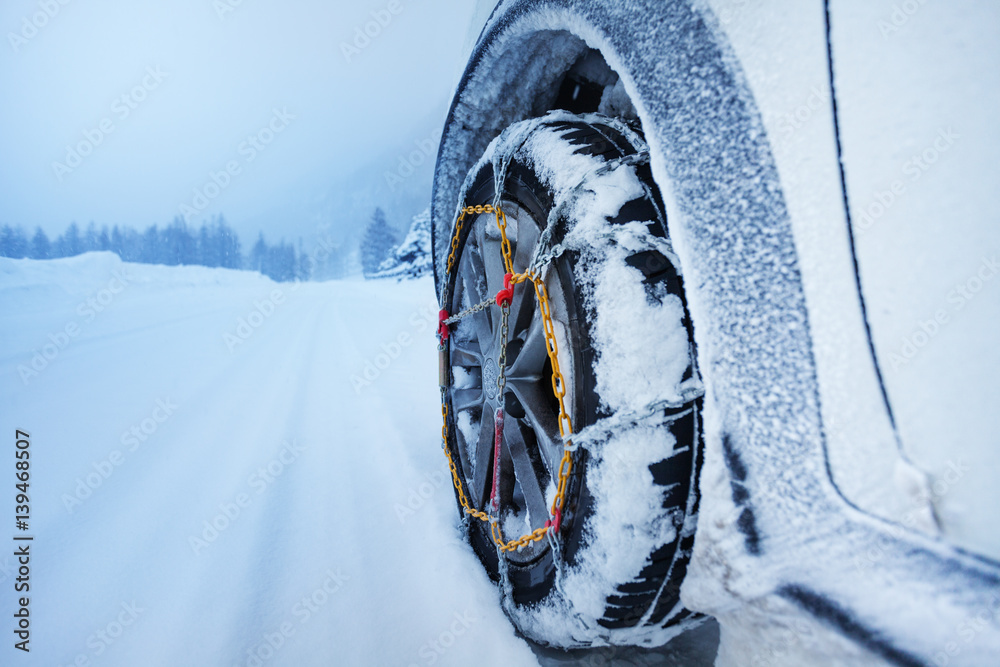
[0,253,717,666]
[0,253,541,666]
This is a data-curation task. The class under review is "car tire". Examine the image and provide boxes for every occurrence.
[440,112,706,647]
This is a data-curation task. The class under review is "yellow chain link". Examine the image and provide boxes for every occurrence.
[495,207,514,275]
[440,204,575,553]
[444,209,468,279]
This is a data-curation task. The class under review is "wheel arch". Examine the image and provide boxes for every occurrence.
[433,0,817,484]
[430,0,1000,663]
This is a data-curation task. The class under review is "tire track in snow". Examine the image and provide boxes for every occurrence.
[3,262,540,667]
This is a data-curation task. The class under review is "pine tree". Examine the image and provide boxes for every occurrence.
[214,216,241,269]
[0,225,29,258]
[62,222,83,257]
[110,226,124,257]
[140,225,160,264]
[266,241,296,282]
[31,227,50,259]
[197,224,213,267]
[98,225,111,251]
[161,217,196,266]
[314,240,345,280]
[360,207,399,277]
[250,233,267,273]
[84,222,100,252]
[375,208,432,279]
[296,238,312,281]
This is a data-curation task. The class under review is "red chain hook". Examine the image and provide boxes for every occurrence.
[495,273,514,307]
[491,408,504,513]
[437,309,450,342]
[545,508,563,534]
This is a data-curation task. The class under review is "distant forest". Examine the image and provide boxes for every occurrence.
[0,217,312,282]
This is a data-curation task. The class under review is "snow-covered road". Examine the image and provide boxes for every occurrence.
[1,253,541,666]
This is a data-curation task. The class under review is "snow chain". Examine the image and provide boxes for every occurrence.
[438,204,575,553]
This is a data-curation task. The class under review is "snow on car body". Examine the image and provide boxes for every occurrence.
[431,1,1000,664]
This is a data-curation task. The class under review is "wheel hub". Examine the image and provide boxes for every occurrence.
[483,358,499,402]
[447,202,575,563]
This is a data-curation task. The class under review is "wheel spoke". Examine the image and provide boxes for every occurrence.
[470,409,496,509]
[471,309,495,357]
[508,315,548,381]
[452,388,482,412]
[459,250,485,303]
[503,412,551,527]
[512,214,539,273]
[452,207,574,518]
[479,223,508,299]
[507,216,540,330]
[450,339,481,367]
[507,381,563,477]
[508,277,536,334]
[458,253,494,354]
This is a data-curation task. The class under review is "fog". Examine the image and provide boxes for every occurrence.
[0,0,476,247]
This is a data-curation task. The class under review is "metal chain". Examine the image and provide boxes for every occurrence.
[438,203,576,553]
[496,207,514,275]
[593,149,649,176]
[526,242,565,279]
[490,303,512,550]
[437,146,665,555]
[444,296,493,325]
[497,304,510,398]
[567,379,705,452]
[442,204,495,308]
[521,150,652,279]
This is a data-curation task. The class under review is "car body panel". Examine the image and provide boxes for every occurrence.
[702,0,937,547]
[434,0,1000,662]
[829,0,1000,560]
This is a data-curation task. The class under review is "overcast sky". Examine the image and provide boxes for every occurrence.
[0,0,477,243]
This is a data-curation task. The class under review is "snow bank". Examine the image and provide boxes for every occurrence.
[0,254,539,666]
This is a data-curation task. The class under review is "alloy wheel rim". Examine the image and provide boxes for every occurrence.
[448,202,574,561]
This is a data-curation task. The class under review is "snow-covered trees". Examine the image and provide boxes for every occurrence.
[3,206,427,284]
[161,218,197,266]
[295,241,312,281]
[60,222,83,257]
[360,207,399,278]
[31,228,50,259]
[0,225,29,258]
[213,219,242,270]
[247,232,309,282]
[307,236,349,281]
[372,208,432,279]
[249,233,267,273]
[247,232,300,282]
[0,217,276,275]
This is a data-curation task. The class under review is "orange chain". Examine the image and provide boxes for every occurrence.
[440,204,575,552]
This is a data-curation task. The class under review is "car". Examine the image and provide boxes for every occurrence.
[429,1,1000,664]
